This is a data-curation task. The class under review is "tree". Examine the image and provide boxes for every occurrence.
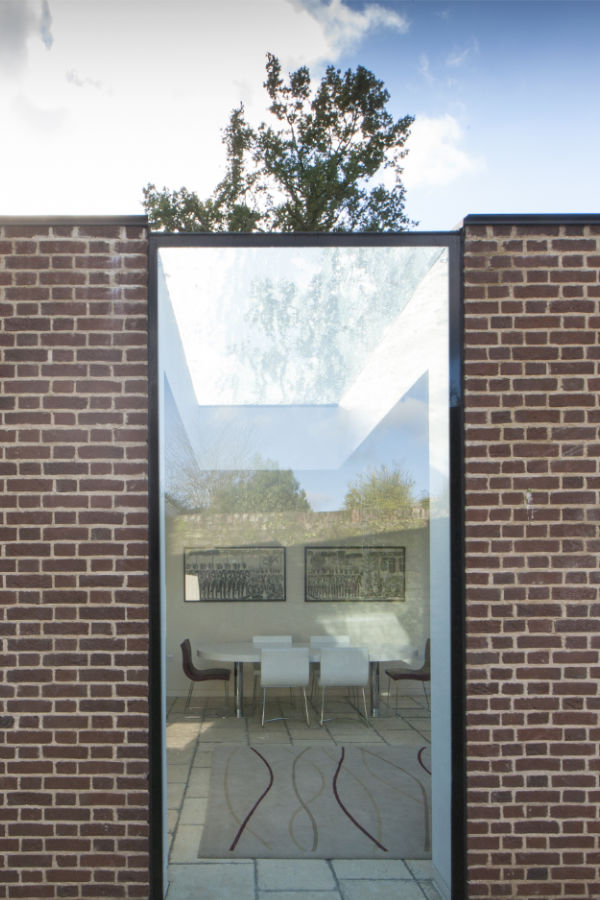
[209,468,310,514]
[166,461,311,514]
[344,464,418,517]
[143,53,414,233]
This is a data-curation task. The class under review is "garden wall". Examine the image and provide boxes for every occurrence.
[2,214,599,898]
[463,215,600,899]
[0,218,151,899]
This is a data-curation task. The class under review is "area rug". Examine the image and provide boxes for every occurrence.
[198,743,431,859]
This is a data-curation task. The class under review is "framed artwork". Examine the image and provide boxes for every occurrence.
[304,546,405,602]
[184,546,286,602]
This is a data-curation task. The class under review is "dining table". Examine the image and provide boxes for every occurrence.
[196,640,413,719]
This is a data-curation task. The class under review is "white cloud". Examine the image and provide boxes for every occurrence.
[12,91,66,134]
[402,114,485,189]
[302,0,409,57]
[446,38,479,68]
[418,53,433,83]
[40,0,53,48]
[0,0,49,74]
[0,0,408,215]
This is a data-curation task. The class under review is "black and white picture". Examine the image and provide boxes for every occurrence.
[305,546,405,602]
[184,546,286,602]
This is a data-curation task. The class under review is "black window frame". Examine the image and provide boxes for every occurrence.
[147,230,466,899]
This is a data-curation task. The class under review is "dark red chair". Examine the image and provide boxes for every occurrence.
[385,639,430,710]
[180,639,230,712]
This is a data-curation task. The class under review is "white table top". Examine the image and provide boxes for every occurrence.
[196,641,412,664]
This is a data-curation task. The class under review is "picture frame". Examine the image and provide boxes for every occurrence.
[304,546,405,602]
[184,546,286,602]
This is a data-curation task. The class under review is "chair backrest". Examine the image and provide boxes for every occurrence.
[319,646,369,687]
[309,634,351,648]
[252,635,292,647]
[260,647,309,688]
[422,638,431,675]
[180,638,197,679]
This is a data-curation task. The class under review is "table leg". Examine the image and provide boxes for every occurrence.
[370,662,381,717]
[234,661,244,718]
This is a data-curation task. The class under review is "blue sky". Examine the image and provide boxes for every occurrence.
[339,0,600,227]
[1,0,599,228]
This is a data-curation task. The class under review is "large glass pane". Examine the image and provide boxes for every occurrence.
[158,240,452,897]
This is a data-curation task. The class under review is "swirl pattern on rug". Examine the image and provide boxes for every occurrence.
[199,743,431,859]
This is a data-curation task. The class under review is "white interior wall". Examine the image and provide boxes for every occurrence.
[165,520,430,696]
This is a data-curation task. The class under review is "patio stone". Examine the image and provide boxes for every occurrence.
[179,796,208,825]
[289,732,336,743]
[340,880,426,900]
[257,859,336,891]
[167,780,186,810]
[170,824,204,863]
[331,859,413,879]
[258,893,341,900]
[325,730,383,743]
[372,717,415,731]
[168,862,255,900]
[404,859,435,879]
[186,768,211,797]
[167,747,196,766]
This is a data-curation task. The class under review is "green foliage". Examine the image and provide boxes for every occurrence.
[168,465,310,514]
[209,468,310,514]
[143,53,414,233]
[231,245,442,403]
[344,465,417,516]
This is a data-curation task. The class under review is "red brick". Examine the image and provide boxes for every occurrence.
[464,220,600,898]
[0,221,150,899]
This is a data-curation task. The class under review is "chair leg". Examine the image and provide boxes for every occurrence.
[320,686,326,727]
[185,680,194,712]
[361,687,369,724]
[422,681,430,710]
[302,688,310,727]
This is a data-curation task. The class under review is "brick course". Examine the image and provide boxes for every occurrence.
[0,221,150,899]
[463,221,600,899]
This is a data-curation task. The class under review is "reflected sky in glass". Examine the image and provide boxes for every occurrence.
[160,244,445,513]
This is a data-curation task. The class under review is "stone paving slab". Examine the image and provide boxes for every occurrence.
[257,859,336,891]
[167,862,255,900]
[331,859,413,880]
[258,893,341,900]
[339,880,427,900]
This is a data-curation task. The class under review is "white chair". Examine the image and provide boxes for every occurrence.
[309,634,351,648]
[252,636,292,705]
[260,647,310,727]
[253,635,293,647]
[308,635,351,697]
[318,646,370,726]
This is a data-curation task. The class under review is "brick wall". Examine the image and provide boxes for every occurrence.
[0,220,151,899]
[3,216,599,898]
[463,219,600,898]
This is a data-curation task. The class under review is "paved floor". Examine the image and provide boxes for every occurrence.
[166,687,438,900]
